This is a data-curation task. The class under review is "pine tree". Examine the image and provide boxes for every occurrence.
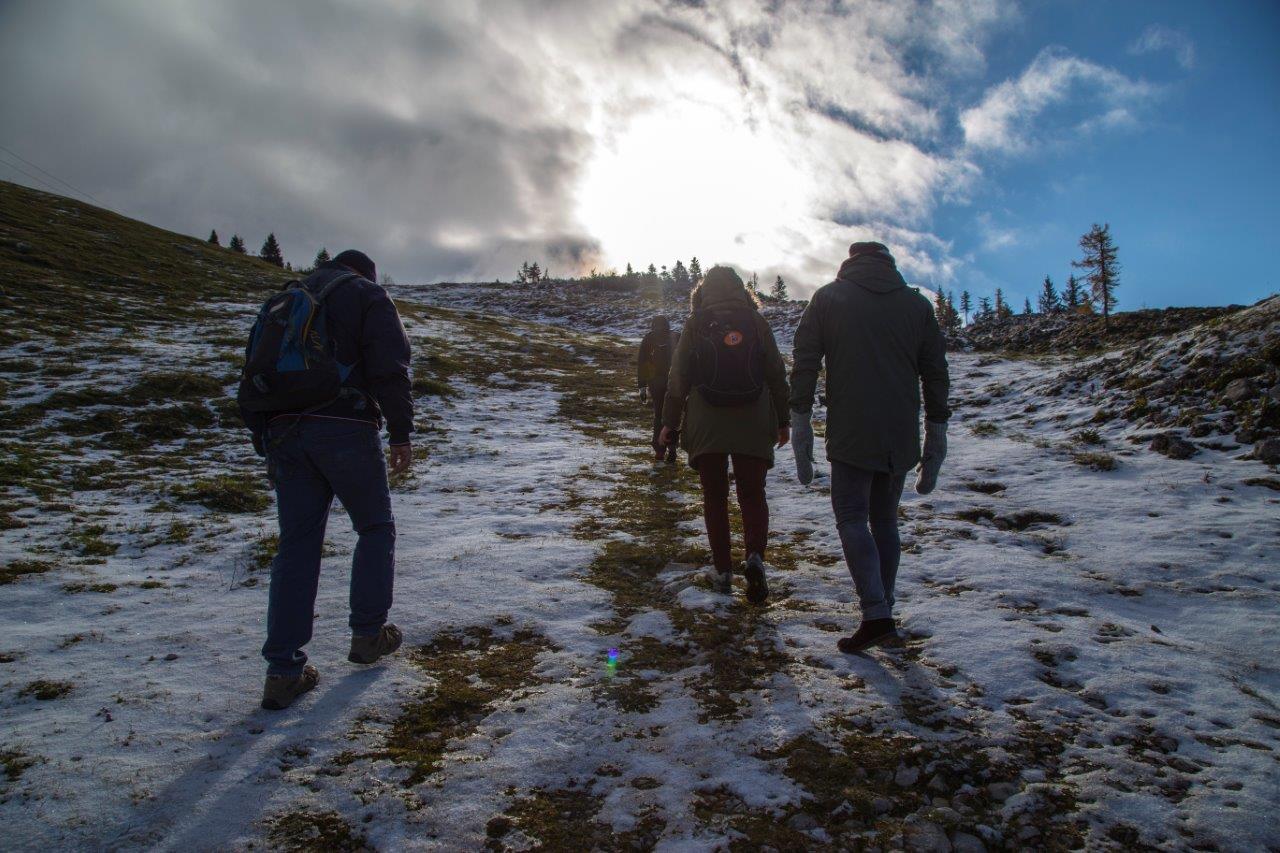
[672,260,690,288]
[994,288,1008,319]
[529,262,541,282]
[517,261,529,283]
[771,275,788,300]
[749,272,760,294]
[259,233,284,267]
[1037,276,1060,314]
[978,296,992,319]
[1023,297,1033,315]
[208,229,220,246]
[689,257,703,285]
[314,247,330,267]
[229,234,246,254]
[1062,274,1083,311]
[946,291,962,334]
[625,262,635,280]
[1072,223,1120,329]
[934,291,950,327]
[960,290,971,325]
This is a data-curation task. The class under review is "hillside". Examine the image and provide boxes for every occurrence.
[1,182,1278,851]
[955,306,1245,354]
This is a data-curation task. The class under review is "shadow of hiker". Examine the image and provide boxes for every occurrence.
[107,666,387,851]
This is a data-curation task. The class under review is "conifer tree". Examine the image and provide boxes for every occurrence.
[517,261,530,283]
[259,233,284,267]
[994,288,1008,319]
[772,275,788,300]
[978,296,992,319]
[1062,274,1083,311]
[947,291,962,334]
[960,290,971,324]
[314,247,330,267]
[1037,276,1061,313]
[672,260,690,288]
[229,234,246,254]
[1072,223,1120,329]
[934,291,950,327]
[749,272,760,294]
[1023,297,1033,315]
[528,262,541,282]
[208,229,220,246]
[689,257,703,285]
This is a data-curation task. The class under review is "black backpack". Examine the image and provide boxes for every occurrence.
[690,305,765,407]
[237,272,358,414]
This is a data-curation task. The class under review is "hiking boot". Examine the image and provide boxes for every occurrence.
[261,664,319,711]
[837,618,897,654]
[348,623,403,665]
[743,553,769,605]
[709,569,732,594]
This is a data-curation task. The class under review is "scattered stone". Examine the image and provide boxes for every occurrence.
[873,797,894,815]
[485,816,512,838]
[1150,432,1197,460]
[163,653,179,661]
[896,765,921,787]
[903,819,951,853]
[951,831,987,853]
[1254,437,1280,465]
[986,782,1018,802]
[1223,378,1254,404]
[787,813,819,831]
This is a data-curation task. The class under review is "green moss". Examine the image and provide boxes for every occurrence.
[173,475,269,513]
[19,679,74,701]
[0,749,38,784]
[70,524,118,556]
[0,559,53,585]
[1072,451,1118,471]
[411,375,456,397]
[263,809,370,852]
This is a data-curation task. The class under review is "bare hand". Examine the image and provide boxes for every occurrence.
[389,443,412,475]
[776,426,791,448]
[659,426,675,447]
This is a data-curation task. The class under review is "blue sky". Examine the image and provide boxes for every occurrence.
[0,1,1275,308]
[941,1,1280,310]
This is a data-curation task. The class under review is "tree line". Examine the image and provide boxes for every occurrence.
[516,256,792,301]
[934,222,1122,334]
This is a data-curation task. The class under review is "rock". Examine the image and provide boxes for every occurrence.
[903,819,951,853]
[928,773,950,792]
[951,831,987,853]
[163,653,179,661]
[896,765,921,787]
[787,813,819,831]
[485,816,512,838]
[1223,378,1254,404]
[1236,428,1258,444]
[873,796,894,815]
[1150,432,1197,460]
[1255,437,1280,465]
[1269,383,1280,404]
[986,782,1018,802]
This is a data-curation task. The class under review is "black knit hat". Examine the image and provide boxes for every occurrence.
[848,241,894,264]
[332,249,376,282]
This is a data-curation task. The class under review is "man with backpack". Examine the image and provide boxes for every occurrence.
[238,249,413,711]
[637,315,679,463]
[790,242,950,653]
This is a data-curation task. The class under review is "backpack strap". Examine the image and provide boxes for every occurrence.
[313,271,360,302]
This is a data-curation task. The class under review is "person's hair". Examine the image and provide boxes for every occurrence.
[690,265,759,311]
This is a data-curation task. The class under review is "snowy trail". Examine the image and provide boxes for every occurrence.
[2,300,1277,851]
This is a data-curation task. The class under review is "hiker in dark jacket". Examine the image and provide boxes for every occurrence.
[790,242,950,654]
[660,266,790,603]
[239,249,413,710]
[637,315,679,463]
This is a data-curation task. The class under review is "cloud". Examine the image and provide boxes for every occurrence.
[1128,24,1195,70]
[0,0,1018,293]
[960,47,1156,154]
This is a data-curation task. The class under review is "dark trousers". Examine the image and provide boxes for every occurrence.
[696,453,769,574]
[262,419,396,676]
[831,461,906,620]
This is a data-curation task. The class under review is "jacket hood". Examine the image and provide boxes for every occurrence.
[836,255,907,294]
[694,266,758,310]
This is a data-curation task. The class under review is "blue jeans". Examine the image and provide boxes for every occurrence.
[262,418,396,676]
[831,461,906,621]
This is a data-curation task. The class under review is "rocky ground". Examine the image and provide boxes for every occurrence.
[955,306,1243,355]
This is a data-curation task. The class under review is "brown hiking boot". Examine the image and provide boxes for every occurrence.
[348,623,403,665]
[261,664,319,711]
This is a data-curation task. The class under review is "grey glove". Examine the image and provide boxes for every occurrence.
[792,409,815,485]
[915,420,948,495]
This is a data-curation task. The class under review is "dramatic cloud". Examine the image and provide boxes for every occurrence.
[0,1,1149,295]
[1128,24,1196,70]
[959,47,1156,155]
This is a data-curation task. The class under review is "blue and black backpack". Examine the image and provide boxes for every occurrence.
[237,272,358,414]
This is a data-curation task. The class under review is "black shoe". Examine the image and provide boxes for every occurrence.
[348,624,404,665]
[837,618,897,654]
[708,568,732,594]
[261,664,319,711]
[743,553,769,605]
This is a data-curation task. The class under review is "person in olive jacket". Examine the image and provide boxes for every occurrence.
[637,315,679,463]
[659,266,790,603]
[790,242,950,653]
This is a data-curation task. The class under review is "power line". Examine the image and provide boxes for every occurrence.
[0,143,105,208]
[0,154,71,199]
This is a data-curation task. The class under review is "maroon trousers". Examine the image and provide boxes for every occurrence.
[696,453,769,574]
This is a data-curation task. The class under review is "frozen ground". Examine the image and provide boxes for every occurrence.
[1,292,1277,851]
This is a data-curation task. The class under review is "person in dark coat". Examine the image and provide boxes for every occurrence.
[790,241,950,653]
[661,267,790,603]
[240,249,413,710]
[637,315,679,463]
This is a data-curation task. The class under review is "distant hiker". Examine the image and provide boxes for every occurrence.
[790,241,950,653]
[660,266,790,602]
[238,249,413,710]
[637,315,679,463]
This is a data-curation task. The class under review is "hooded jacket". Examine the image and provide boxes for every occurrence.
[789,253,949,474]
[240,261,413,449]
[663,268,790,467]
[637,319,677,391]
